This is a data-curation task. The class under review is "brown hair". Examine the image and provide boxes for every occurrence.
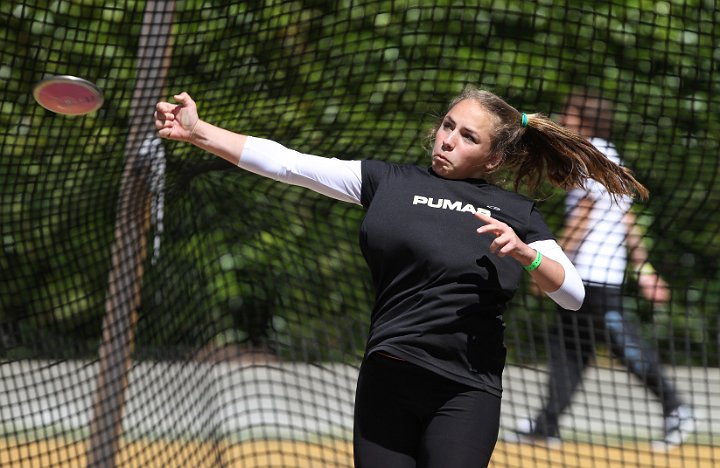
[431,86,648,200]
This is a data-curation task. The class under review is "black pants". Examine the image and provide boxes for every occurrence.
[354,352,501,468]
[533,284,682,437]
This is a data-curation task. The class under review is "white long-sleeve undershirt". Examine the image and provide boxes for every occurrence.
[240,136,584,310]
[240,136,363,205]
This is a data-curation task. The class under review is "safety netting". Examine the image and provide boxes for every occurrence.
[1,1,718,466]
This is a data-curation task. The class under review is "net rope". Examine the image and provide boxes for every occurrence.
[1,1,718,466]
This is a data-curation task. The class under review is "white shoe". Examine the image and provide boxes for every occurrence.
[515,417,534,434]
[652,405,696,450]
[503,418,562,448]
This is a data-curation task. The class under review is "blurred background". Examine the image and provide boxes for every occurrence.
[1,1,718,466]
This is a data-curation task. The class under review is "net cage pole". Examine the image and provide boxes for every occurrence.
[86,1,175,466]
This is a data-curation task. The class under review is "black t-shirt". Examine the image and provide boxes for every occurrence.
[360,160,554,396]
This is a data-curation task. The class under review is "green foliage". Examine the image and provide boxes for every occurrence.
[1,0,718,365]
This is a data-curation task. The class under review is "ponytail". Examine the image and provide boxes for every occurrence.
[443,86,648,200]
[517,114,648,200]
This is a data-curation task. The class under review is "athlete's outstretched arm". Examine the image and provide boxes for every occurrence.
[155,92,362,204]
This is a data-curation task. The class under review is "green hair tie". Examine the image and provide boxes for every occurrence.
[521,113,528,128]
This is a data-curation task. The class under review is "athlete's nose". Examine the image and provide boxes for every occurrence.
[442,130,456,150]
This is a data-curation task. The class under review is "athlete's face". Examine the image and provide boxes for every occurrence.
[431,99,497,180]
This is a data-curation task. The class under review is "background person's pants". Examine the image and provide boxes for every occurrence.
[533,283,682,437]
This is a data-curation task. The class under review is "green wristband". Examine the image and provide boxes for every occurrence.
[523,250,542,271]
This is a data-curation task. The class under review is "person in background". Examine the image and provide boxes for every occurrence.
[513,90,696,449]
[155,86,646,467]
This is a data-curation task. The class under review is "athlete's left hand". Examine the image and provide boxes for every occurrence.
[474,212,535,265]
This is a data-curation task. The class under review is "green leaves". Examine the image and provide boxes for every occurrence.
[1,0,718,363]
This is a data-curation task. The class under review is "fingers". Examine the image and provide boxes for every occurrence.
[154,93,202,142]
[157,126,172,139]
[154,92,193,121]
[474,211,523,257]
[474,211,493,223]
[154,102,176,122]
[155,101,175,113]
[173,91,193,106]
[476,222,507,256]
[153,104,180,140]
[474,211,502,236]
[154,104,173,128]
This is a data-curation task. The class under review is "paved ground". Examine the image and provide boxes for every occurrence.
[1,359,717,445]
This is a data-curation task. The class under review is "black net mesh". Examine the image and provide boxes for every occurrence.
[1,1,719,466]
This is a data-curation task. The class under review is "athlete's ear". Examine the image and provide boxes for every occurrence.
[483,152,503,172]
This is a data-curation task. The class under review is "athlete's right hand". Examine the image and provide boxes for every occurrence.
[155,92,199,142]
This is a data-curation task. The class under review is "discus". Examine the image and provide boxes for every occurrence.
[33,75,104,115]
